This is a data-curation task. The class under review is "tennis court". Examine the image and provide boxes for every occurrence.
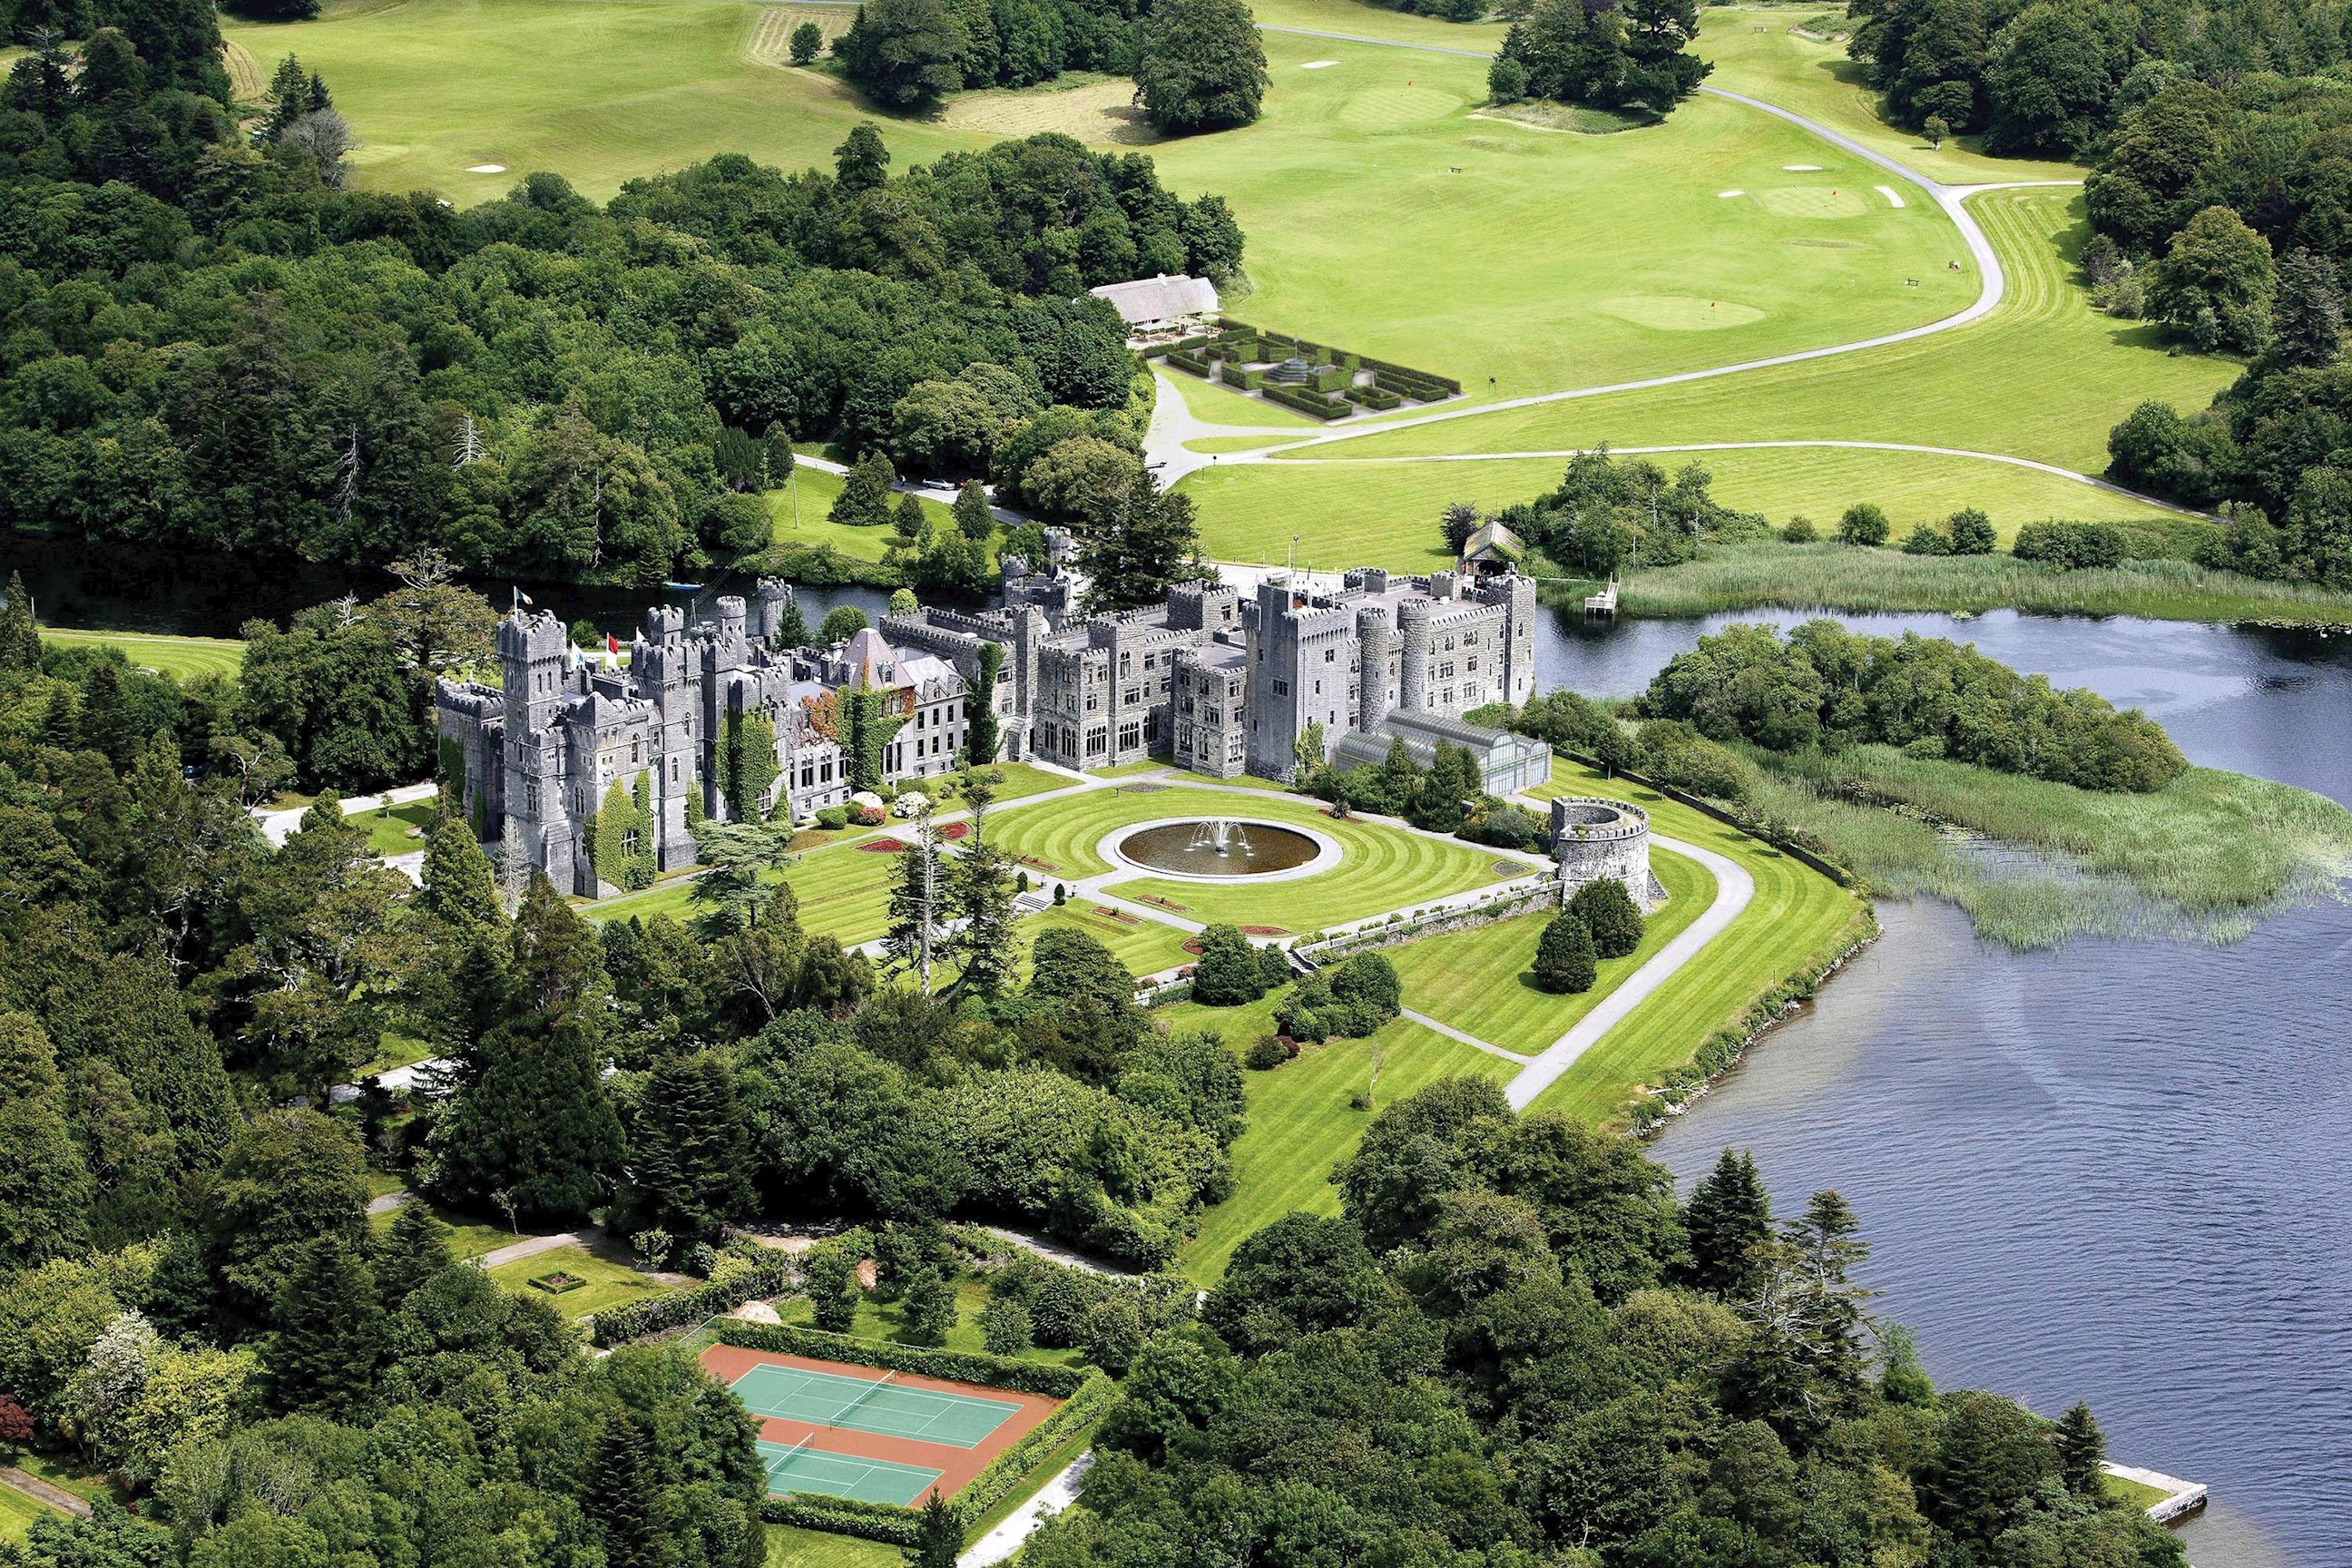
[730,1363,1023,1449]
[701,1343,1064,1509]
[758,1438,941,1507]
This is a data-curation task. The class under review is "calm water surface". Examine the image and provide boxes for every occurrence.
[1543,606,2352,1568]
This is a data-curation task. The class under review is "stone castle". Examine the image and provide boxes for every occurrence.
[437,543,1549,897]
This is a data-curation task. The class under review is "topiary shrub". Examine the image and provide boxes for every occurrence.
[1568,878,1645,959]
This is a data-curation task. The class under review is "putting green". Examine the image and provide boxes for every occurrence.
[1750,186,1873,220]
[1598,295,1767,331]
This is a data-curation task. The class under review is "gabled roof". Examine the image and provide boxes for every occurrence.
[1461,520,1523,563]
[1087,273,1220,325]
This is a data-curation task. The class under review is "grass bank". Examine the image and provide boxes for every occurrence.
[1742,747,2352,947]
[39,626,245,680]
[1601,541,2352,626]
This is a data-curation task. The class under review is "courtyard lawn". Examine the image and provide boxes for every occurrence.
[1183,445,2193,570]
[766,1524,906,1568]
[1157,364,1324,431]
[1520,762,1870,1125]
[1387,848,1715,1054]
[348,799,438,858]
[1168,998,1514,1283]
[985,784,1522,931]
[485,1243,677,1321]
[965,761,1077,804]
[38,626,244,680]
[1296,190,2238,485]
[586,833,900,944]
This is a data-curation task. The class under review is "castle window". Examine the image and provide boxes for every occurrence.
[1325,648,1336,662]
[631,740,641,763]
[1118,722,1141,750]
[1313,681,1322,696]
[1272,679,1289,697]
[1439,662,1455,680]
[622,828,641,857]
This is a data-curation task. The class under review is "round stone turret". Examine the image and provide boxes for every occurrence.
[1397,600,1432,712]
[1549,797,1654,907]
[1356,607,1390,730]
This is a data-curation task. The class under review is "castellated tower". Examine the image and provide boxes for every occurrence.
[753,580,796,644]
[1356,606,1390,732]
[497,609,576,894]
[1397,599,1432,713]
[634,604,699,867]
[1502,573,1537,705]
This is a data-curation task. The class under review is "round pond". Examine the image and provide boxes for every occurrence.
[1114,820,1323,878]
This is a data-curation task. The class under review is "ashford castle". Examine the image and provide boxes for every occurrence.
[436,543,1552,897]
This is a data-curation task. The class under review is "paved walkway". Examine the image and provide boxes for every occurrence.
[0,1468,88,1519]
[1399,1006,1523,1063]
[256,780,439,846]
[961,1451,1094,1567]
[476,1227,601,1270]
[1502,832,1754,1111]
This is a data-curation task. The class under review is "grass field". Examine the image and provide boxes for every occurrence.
[1297,188,2237,478]
[1387,847,1715,1054]
[0,1483,61,1545]
[2102,1472,2173,1512]
[1147,28,1970,404]
[589,830,902,942]
[485,1243,677,1320]
[39,627,245,680]
[766,1524,905,1568]
[1695,11,2083,187]
[348,799,438,858]
[1020,901,1198,977]
[1166,996,1514,1282]
[1182,446,2195,569]
[985,784,1523,931]
[767,466,956,562]
[1519,762,1869,1123]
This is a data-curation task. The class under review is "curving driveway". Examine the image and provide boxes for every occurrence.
[1503,833,1755,1110]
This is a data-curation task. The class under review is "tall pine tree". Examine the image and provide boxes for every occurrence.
[1681,1146,1772,1298]
[0,1011,93,1271]
[374,1199,452,1309]
[625,1051,753,1243]
[264,1235,383,1416]
[584,1408,659,1568]
[2053,1400,2108,1499]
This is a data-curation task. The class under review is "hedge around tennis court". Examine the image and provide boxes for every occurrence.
[589,1255,795,1347]
[713,1320,1091,1397]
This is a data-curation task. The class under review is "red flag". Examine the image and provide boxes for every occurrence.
[606,633,619,654]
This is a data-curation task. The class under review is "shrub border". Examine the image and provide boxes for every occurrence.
[589,1255,796,1348]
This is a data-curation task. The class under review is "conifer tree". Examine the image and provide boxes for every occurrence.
[1568,877,1646,959]
[585,1409,658,1568]
[2053,1400,2108,1499]
[953,479,995,543]
[761,420,797,485]
[1532,911,1595,994]
[882,808,947,994]
[0,571,40,670]
[830,450,897,528]
[892,492,927,544]
[771,593,810,650]
[264,1235,383,1416]
[419,799,501,933]
[374,1199,452,1310]
[0,1011,92,1271]
[911,1492,961,1566]
[804,1244,861,1333]
[626,1051,753,1242]
[1681,1147,1771,1299]
[946,786,1016,997]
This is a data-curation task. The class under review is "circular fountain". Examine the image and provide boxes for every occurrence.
[1104,818,1341,881]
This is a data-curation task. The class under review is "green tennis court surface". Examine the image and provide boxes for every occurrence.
[758,1439,941,1506]
[730,1364,1023,1449]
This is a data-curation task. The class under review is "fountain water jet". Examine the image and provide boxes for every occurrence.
[1191,819,1251,856]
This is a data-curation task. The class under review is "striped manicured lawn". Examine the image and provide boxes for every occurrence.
[989,784,1524,932]
[1020,901,1197,978]
[586,833,900,943]
[1387,848,1716,1054]
[1521,762,1870,1124]
[40,627,244,680]
[1164,993,1514,1284]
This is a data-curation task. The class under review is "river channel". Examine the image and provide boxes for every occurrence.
[12,533,2347,1564]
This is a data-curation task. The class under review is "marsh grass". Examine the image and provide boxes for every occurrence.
[1743,746,2352,947]
[1607,543,2352,626]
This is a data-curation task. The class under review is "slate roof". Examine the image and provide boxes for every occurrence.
[1088,273,1220,325]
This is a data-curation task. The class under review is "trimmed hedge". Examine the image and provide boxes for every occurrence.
[714,1320,1093,1397]
[762,1494,925,1547]
[1362,353,1462,395]
[955,1370,1114,1522]
[589,1255,796,1348]
[1373,368,1453,402]
[1311,365,1349,393]
[1348,384,1403,410]
[1220,364,1263,391]
[1261,383,1352,420]
[1166,350,1213,378]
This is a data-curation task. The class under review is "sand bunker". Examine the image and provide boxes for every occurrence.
[466,163,506,174]
[1302,60,1338,68]
[1783,162,1823,171]
[1718,189,1744,197]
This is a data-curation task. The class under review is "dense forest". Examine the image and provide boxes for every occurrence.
[1018,1083,2186,1568]
[0,6,1243,587]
